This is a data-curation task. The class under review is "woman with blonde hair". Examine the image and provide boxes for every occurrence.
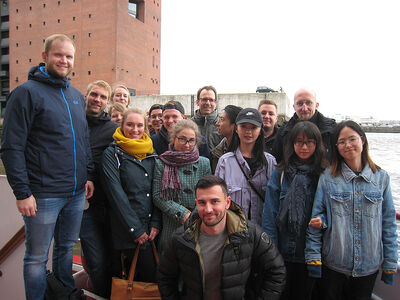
[102,108,160,283]
[111,84,130,107]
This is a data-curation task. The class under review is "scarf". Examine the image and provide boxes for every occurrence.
[277,161,316,237]
[113,127,154,160]
[159,145,200,201]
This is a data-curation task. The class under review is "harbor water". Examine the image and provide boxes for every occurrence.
[366,133,400,261]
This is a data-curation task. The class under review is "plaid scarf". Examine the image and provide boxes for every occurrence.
[159,145,199,201]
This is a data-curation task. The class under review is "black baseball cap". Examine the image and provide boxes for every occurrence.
[235,108,263,128]
[163,101,185,115]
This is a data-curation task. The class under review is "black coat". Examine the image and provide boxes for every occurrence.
[86,112,118,206]
[101,142,161,249]
[157,202,286,300]
[272,111,336,163]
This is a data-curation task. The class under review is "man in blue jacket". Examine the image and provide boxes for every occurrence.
[1,34,94,300]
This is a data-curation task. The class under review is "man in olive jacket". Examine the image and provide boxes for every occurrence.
[157,175,286,300]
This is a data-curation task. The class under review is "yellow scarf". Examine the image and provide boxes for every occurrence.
[113,127,154,160]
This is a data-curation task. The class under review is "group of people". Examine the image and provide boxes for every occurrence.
[1,33,398,300]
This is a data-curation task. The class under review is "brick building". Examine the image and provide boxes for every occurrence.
[2,0,161,111]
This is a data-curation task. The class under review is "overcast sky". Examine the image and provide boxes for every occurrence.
[160,0,400,120]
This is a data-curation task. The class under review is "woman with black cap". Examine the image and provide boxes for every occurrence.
[215,108,276,225]
[210,105,242,173]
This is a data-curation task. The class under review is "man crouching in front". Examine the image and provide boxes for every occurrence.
[157,175,286,300]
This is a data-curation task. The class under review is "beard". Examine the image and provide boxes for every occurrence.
[202,211,226,227]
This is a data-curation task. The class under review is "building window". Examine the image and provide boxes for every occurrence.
[16,8,19,13]
[43,3,46,8]
[89,14,92,18]
[72,35,76,39]
[29,24,32,28]
[58,1,61,6]
[43,21,46,26]
[43,39,45,43]
[29,58,32,62]
[58,19,61,23]
[73,16,76,21]
[29,41,32,45]
[72,72,75,76]
[128,1,144,22]
[88,71,91,75]
[88,32,91,37]
[16,43,19,47]
[29,6,32,10]
[88,51,92,56]
[16,60,19,64]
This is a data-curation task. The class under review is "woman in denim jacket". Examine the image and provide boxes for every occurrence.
[306,120,398,300]
[262,121,328,300]
[215,108,276,226]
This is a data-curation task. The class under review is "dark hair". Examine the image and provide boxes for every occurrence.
[149,104,163,116]
[330,120,379,176]
[195,175,228,196]
[228,124,267,169]
[223,105,242,124]
[279,121,328,174]
[196,85,217,101]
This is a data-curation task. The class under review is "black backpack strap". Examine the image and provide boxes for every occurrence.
[233,152,265,202]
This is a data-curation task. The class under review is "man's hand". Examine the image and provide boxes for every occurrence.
[182,211,191,224]
[309,217,322,229]
[148,227,160,241]
[17,195,37,217]
[85,180,94,199]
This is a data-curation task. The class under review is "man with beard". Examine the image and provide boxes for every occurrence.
[1,34,93,299]
[158,175,286,300]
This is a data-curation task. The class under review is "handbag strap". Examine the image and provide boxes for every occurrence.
[128,240,159,281]
[233,152,265,202]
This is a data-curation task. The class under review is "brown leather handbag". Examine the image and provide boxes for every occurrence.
[110,241,161,300]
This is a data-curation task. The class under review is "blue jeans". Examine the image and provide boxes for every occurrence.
[79,204,112,298]
[23,193,85,300]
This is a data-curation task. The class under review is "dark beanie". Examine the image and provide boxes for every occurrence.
[223,105,242,124]
[163,100,185,115]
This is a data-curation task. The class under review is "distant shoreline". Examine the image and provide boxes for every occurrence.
[362,126,400,133]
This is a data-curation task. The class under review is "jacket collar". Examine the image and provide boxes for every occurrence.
[86,111,112,125]
[192,109,219,122]
[183,201,248,243]
[341,162,373,183]
[28,63,71,88]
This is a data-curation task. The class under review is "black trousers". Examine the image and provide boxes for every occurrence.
[280,261,316,300]
[320,266,378,300]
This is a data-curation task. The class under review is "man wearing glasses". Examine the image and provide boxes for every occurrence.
[192,86,223,150]
[272,88,336,162]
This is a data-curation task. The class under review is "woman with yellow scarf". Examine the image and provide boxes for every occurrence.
[102,108,161,284]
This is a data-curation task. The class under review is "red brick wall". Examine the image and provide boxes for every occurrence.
[9,0,160,96]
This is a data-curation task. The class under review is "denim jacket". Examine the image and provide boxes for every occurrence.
[215,148,276,226]
[262,169,317,263]
[305,163,398,277]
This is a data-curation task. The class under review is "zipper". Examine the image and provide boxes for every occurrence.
[60,88,77,195]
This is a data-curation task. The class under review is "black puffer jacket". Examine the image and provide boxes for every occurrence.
[157,202,286,300]
[272,111,336,163]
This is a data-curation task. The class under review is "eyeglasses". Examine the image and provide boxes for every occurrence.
[294,140,316,147]
[199,98,216,103]
[295,100,314,107]
[176,137,196,146]
[336,136,361,148]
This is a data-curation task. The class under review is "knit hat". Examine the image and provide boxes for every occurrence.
[223,105,242,124]
[163,101,185,115]
[235,108,263,127]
